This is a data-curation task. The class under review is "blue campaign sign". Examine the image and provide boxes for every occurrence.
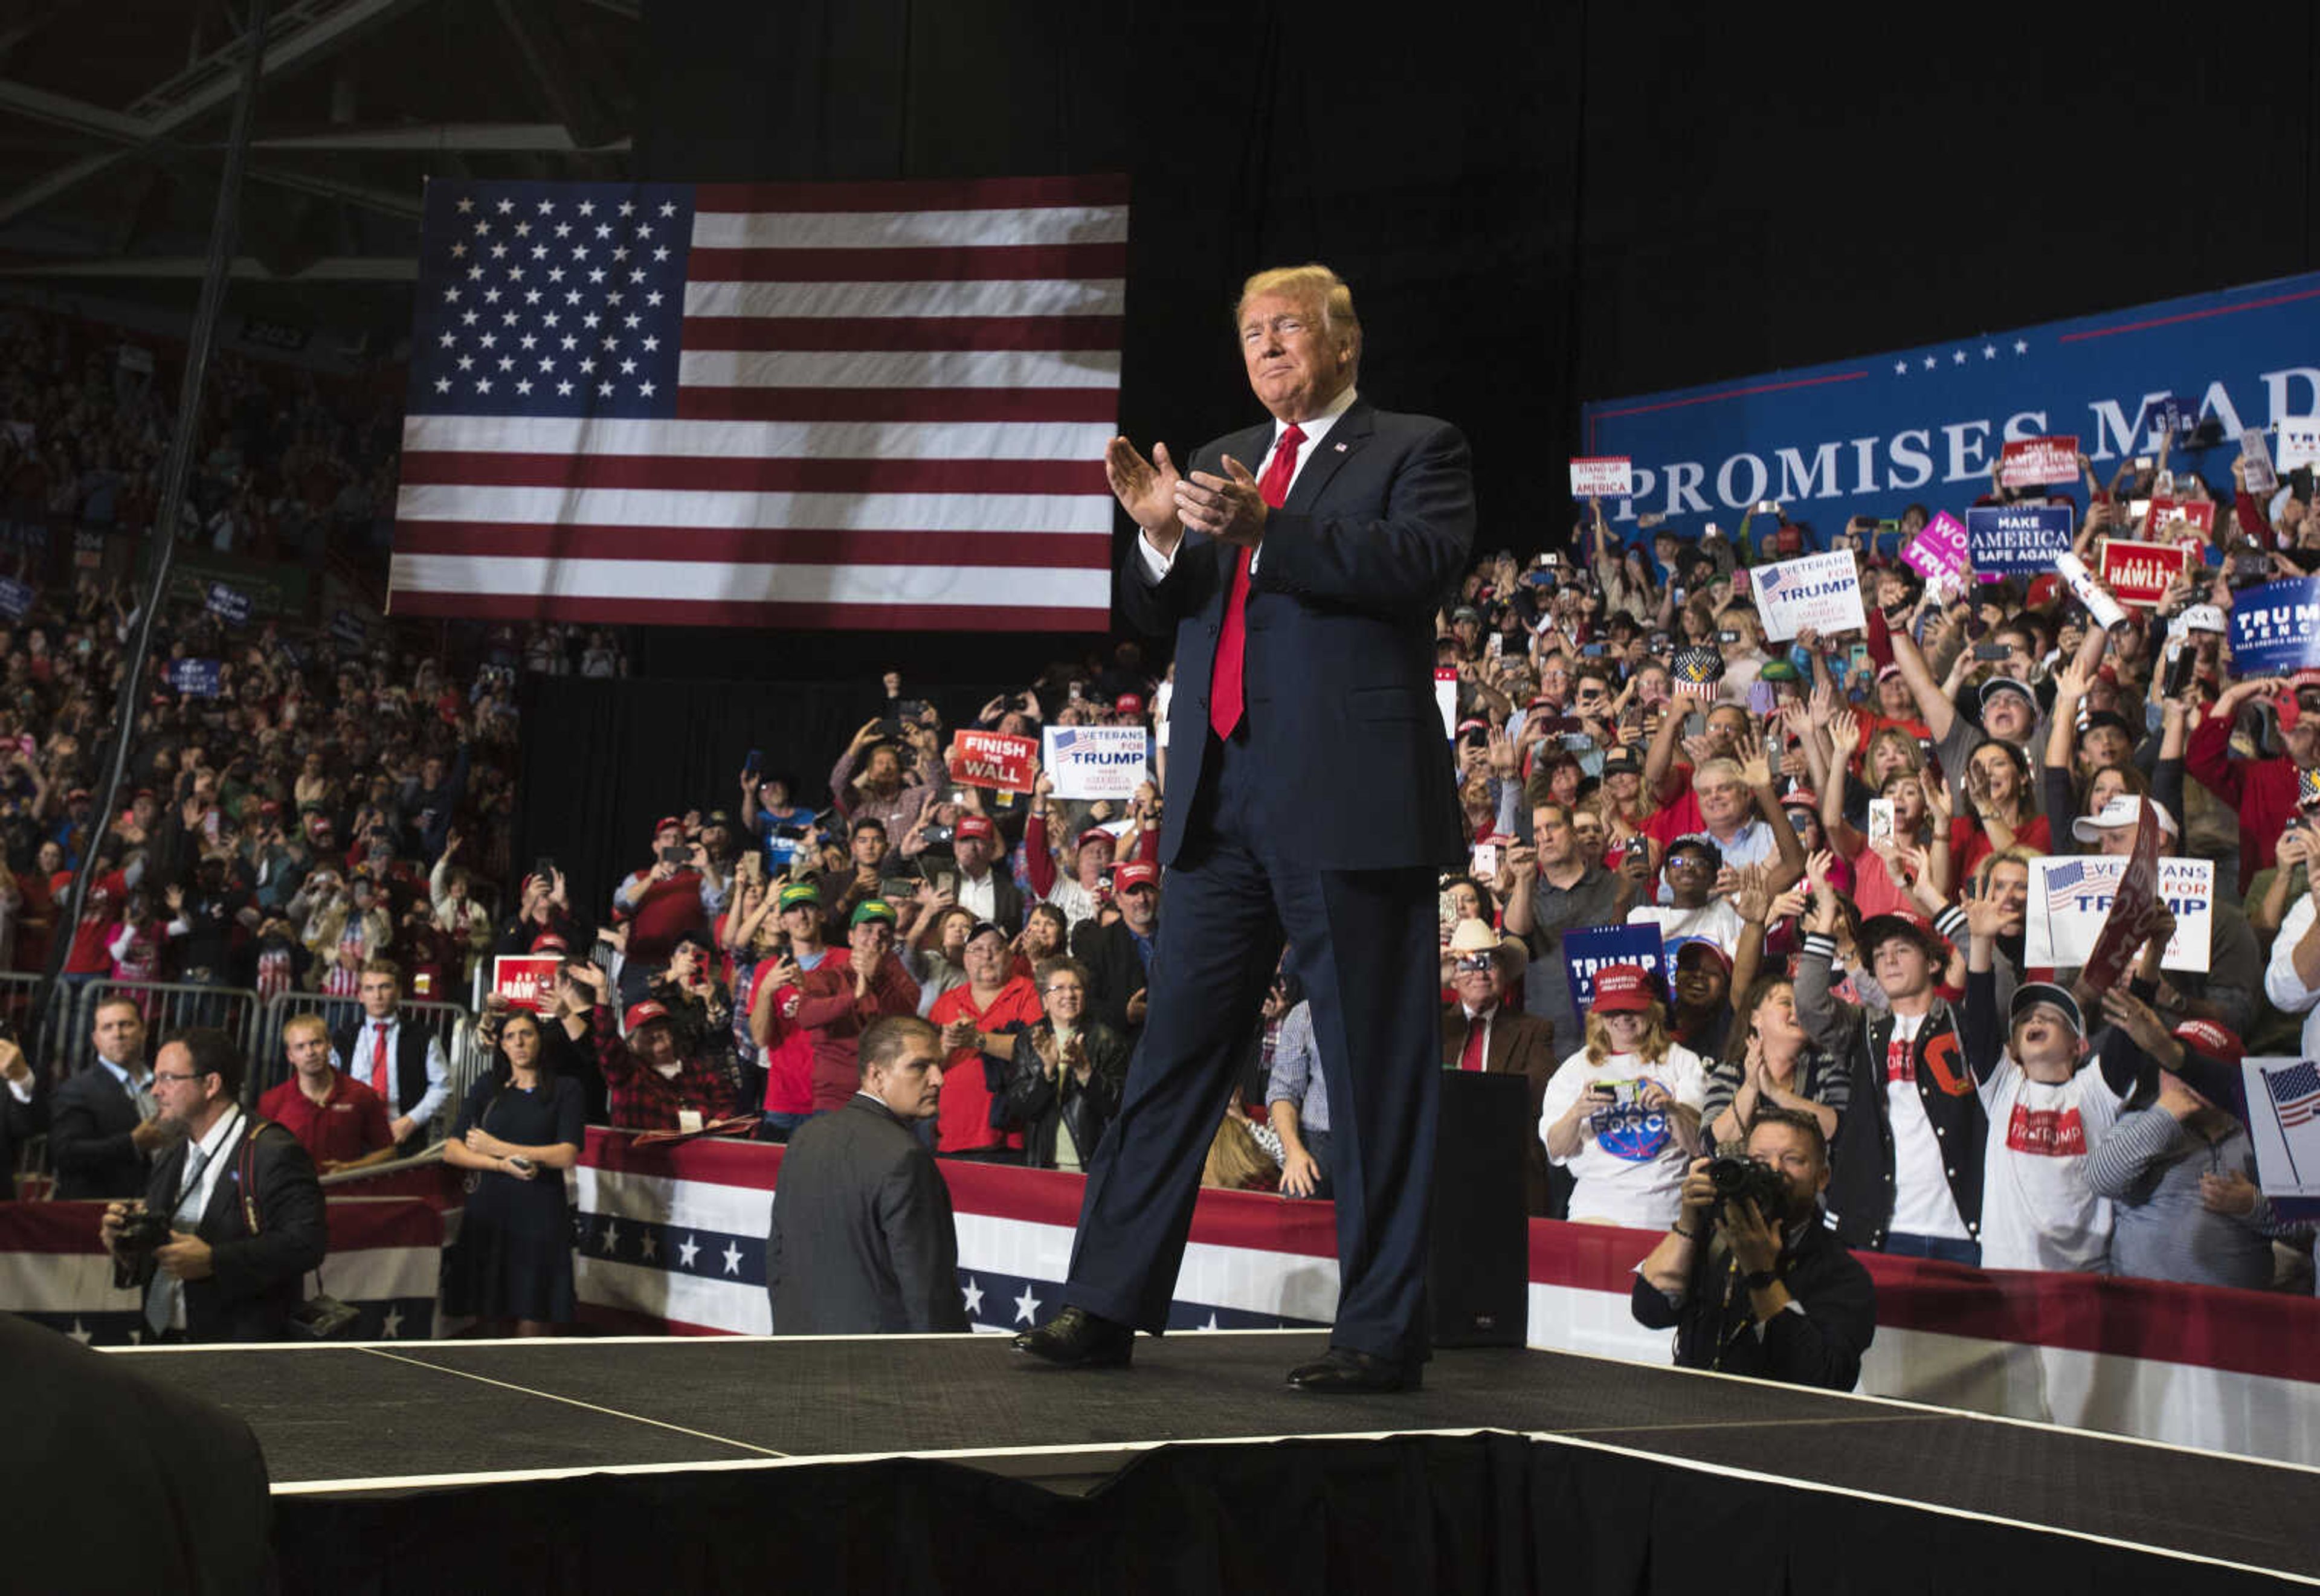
[2228,578,2320,674]
[1580,270,2320,541]
[204,581,251,625]
[204,578,251,622]
[330,608,368,651]
[1965,505,2074,578]
[0,578,32,621]
[1561,922,1667,1022]
[169,658,224,698]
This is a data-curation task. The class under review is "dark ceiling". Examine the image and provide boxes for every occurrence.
[0,0,639,351]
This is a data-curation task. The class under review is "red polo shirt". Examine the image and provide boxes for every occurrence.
[257,1070,394,1167]
[926,975,1043,1156]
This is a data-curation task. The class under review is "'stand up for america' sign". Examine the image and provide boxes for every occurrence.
[393,176,1128,631]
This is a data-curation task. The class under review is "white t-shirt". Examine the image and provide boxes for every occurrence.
[1538,1043,1711,1229]
[1976,1060,2125,1273]
[1883,1009,1973,1241]
[1626,898,1745,959]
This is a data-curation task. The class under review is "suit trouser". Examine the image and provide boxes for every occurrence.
[1062,726,1440,1361]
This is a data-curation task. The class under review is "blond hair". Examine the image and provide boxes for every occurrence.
[1584,1005,1671,1069]
[1201,1113,1277,1190]
[1235,264,1362,370]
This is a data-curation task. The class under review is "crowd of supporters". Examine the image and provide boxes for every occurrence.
[10,293,2320,1343]
[542,433,2320,1310]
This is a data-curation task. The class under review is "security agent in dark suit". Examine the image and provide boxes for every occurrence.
[1017,264,1474,1391]
[49,996,172,1200]
[1631,1108,1877,1390]
[767,1014,970,1334]
[102,1028,328,1343]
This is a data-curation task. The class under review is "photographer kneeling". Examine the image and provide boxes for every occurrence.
[1630,1108,1875,1390]
[100,1029,327,1343]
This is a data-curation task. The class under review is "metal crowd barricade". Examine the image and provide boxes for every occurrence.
[68,979,266,1079]
[252,992,483,1135]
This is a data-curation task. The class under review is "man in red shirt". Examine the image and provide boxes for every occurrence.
[256,1013,396,1173]
[610,816,727,1001]
[772,899,921,1115]
[747,882,822,1141]
[926,921,1043,1161]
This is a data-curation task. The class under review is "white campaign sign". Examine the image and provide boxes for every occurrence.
[2025,855,2213,971]
[2243,1057,2320,1199]
[1568,456,1633,498]
[1041,724,1150,800]
[2278,417,2320,473]
[1750,550,1865,642]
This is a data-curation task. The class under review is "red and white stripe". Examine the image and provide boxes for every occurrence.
[392,174,1127,631]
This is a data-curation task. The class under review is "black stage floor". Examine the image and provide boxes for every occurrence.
[111,1330,2318,1589]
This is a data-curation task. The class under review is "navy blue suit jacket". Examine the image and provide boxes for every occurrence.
[49,1064,149,1201]
[1119,399,1474,871]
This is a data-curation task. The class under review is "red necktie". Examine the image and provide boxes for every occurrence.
[1210,423,1307,740]
[370,1022,390,1099]
[1460,1013,1486,1072]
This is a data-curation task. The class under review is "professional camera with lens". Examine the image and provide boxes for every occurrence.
[113,1206,172,1258]
[1704,1154,1787,1220]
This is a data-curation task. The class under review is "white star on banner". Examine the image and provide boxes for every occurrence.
[640,1232,658,1262]
[600,1219,620,1255]
[721,1240,744,1276]
[961,1278,984,1316]
[1202,1313,1219,1331]
[1922,356,1937,370]
[1952,350,1967,365]
[678,1234,700,1269]
[2014,339,2028,353]
[1982,344,1997,358]
[66,1319,91,1345]
[1013,1285,1042,1324]
[1893,361,1907,375]
[381,1305,404,1339]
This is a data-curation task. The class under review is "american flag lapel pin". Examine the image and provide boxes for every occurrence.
[1334,442,1347,451]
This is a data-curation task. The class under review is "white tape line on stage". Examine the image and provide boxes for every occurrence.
[1524,1430,2320,1590]
[351,1347,790,1458]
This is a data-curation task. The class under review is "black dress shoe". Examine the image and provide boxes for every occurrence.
[1286,1346,1422,1393]
[1013,1305,1135,1369]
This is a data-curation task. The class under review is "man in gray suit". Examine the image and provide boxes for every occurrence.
[766,1014,970,1334]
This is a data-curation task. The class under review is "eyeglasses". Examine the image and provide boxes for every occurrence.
[151,1070,207,1085]
[1043,985,1084,998]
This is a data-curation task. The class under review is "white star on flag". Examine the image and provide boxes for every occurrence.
[1982,344,1996,358]
[1922,356,1937,370]
[961,1278,984,1316]
[1893,361,1907,375]
[1202,1313,1219,1331]
[640,1232,657,1262]
[1013,1285,1042,1324]
[721,1240,744,1275]
[2014,339,2028,353]
[678,1234,700,1269]
[600,1219,620,1254]
[381,1305,404,1339]
[66,1319,91,1345]
[1952,350,1967,364]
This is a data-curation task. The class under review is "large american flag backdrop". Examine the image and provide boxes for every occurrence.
[392,174,1127,631]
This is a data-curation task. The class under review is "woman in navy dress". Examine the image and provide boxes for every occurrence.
[443,1011,585,1334]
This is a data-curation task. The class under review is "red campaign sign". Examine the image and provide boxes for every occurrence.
[492,954,564,1013]
[946,729,1040,794]
[2141,498,2216,541]
[2000,435,2080,489]
[2098,539,2190,607]
[2078,802,2160,996]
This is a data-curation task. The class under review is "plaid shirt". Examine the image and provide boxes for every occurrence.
[591,1004,739,1132]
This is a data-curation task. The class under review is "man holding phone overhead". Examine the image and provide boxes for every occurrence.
[1015,263,1474,1392]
